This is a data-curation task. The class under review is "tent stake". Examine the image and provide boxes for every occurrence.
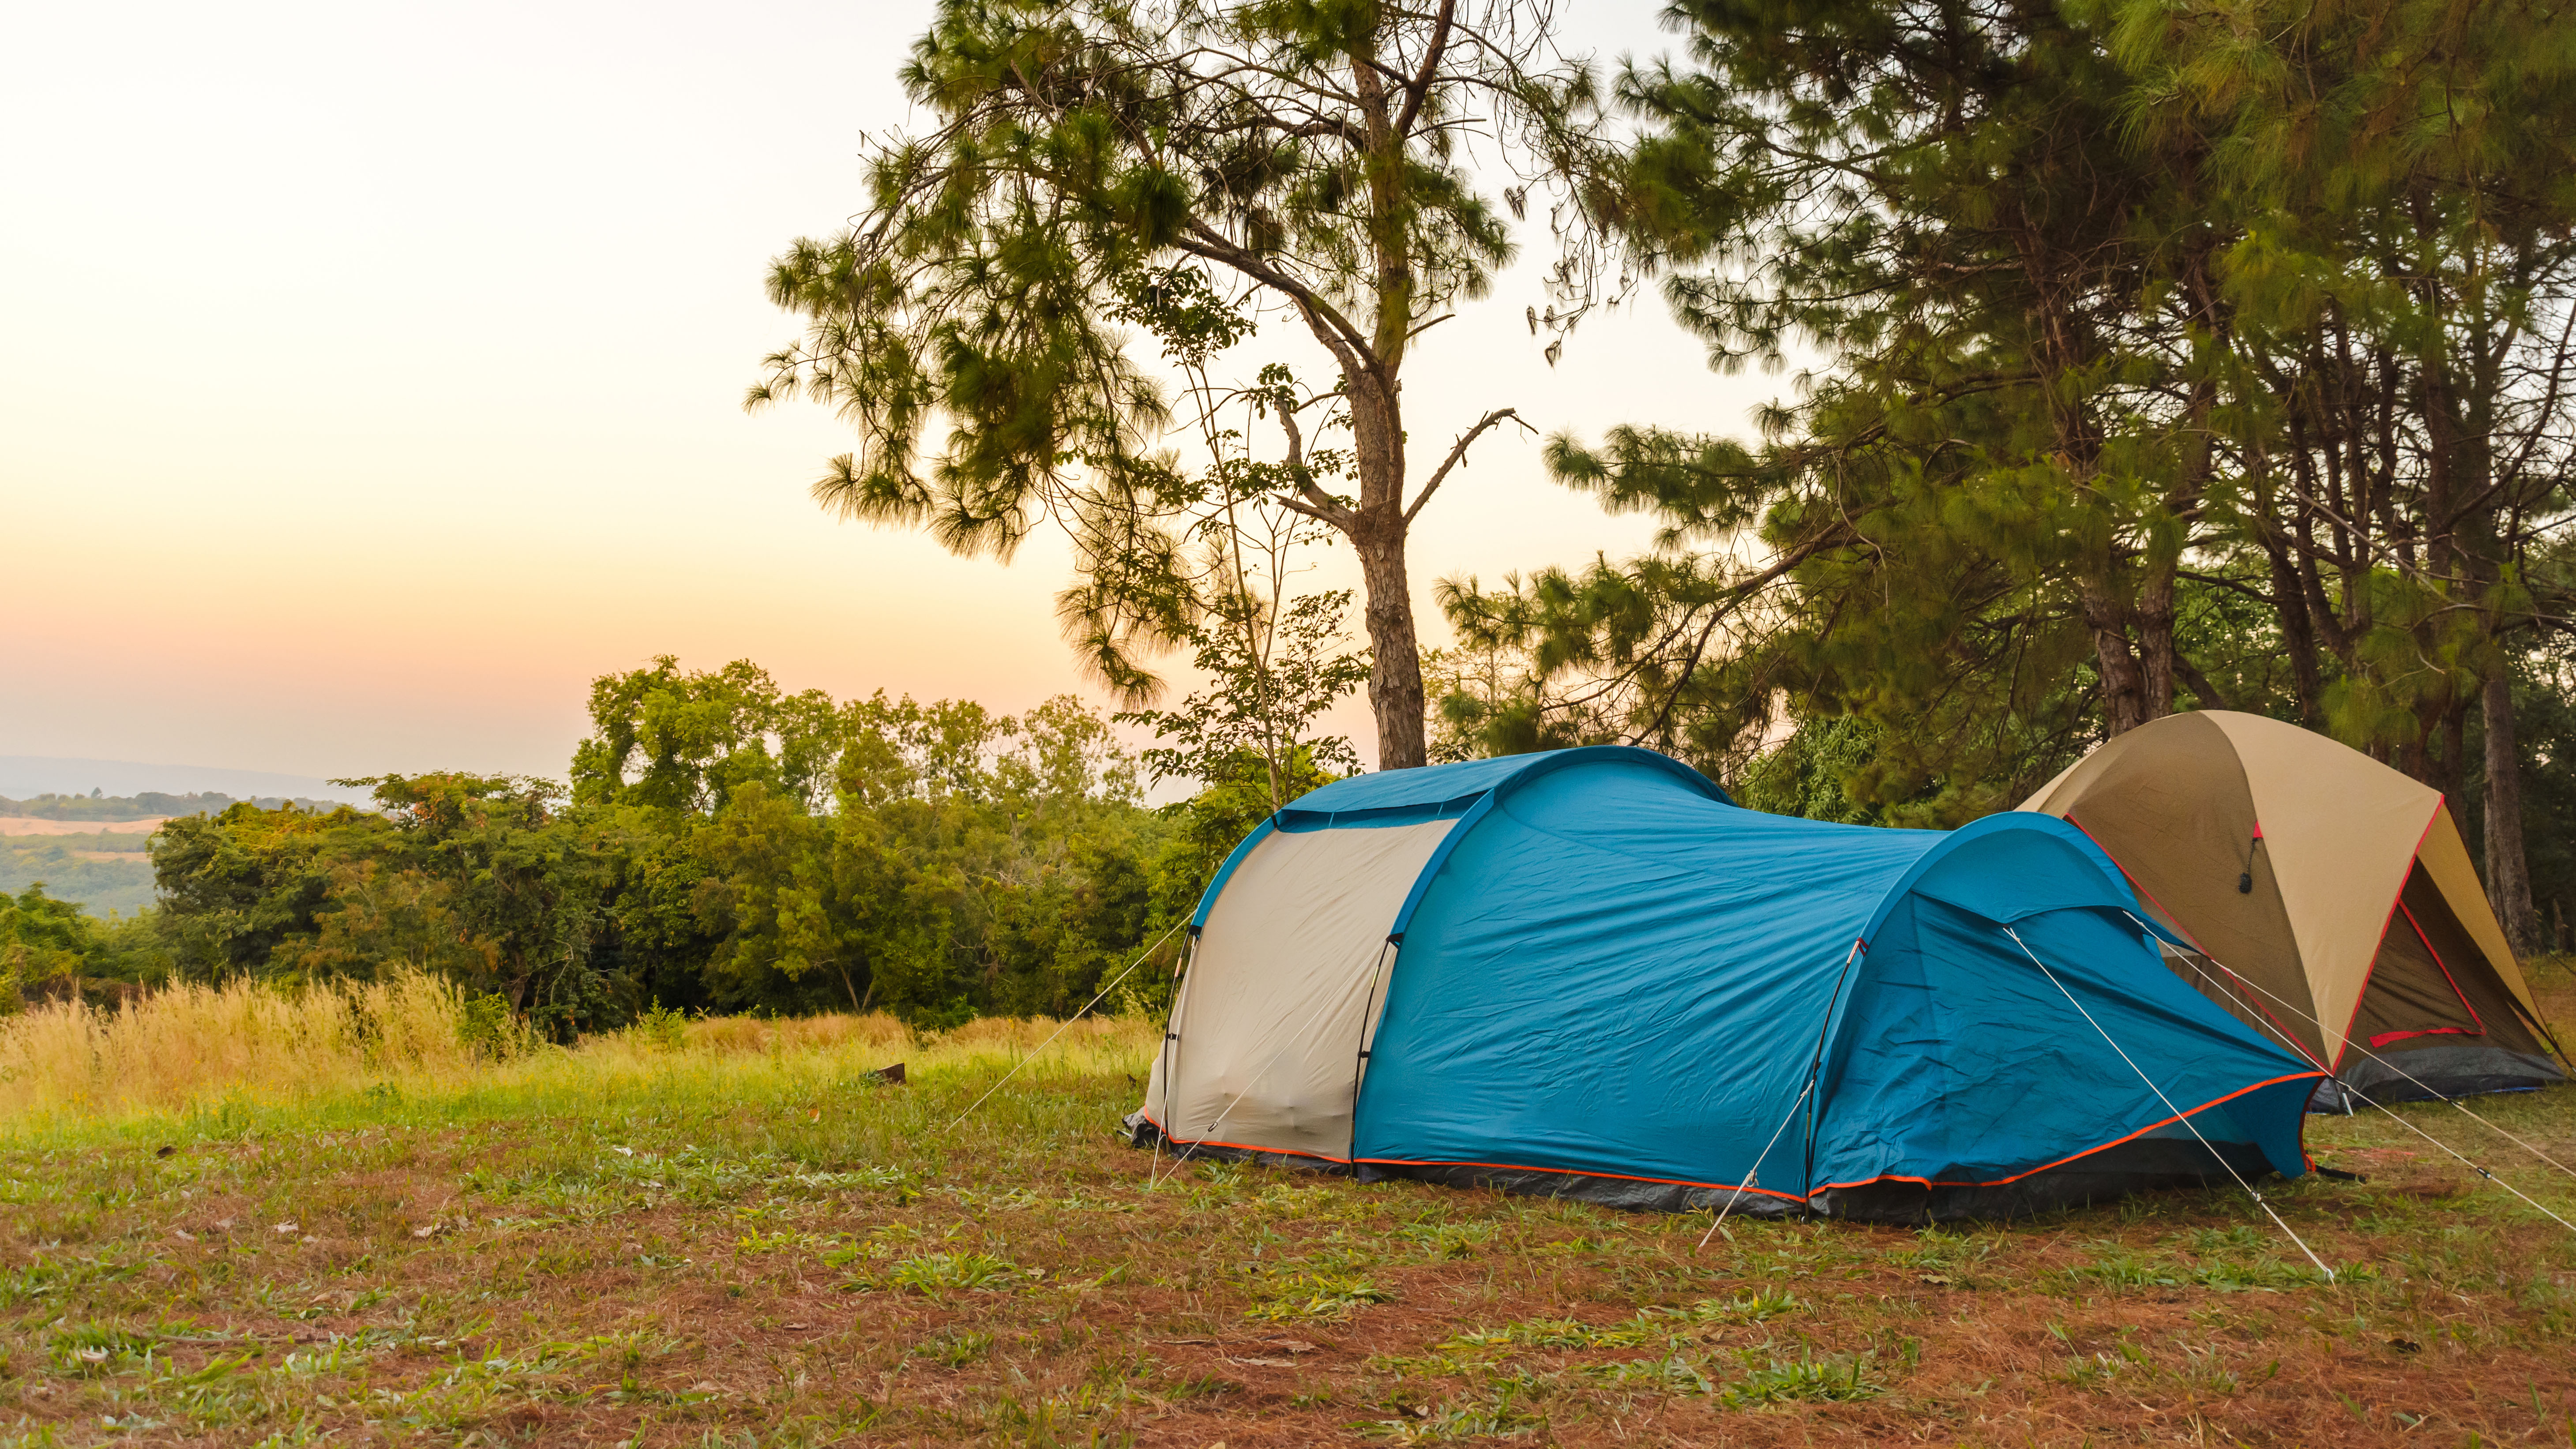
[2001,926,2338,1284]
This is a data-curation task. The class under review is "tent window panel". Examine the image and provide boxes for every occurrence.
[2347,864,2485,1054]
[2392,868,2552,1057]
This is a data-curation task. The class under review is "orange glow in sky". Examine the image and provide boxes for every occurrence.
[2,0,1774,783]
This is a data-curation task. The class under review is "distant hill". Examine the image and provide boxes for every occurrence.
[0,756,374,807]
[0,763,377,916]
[0,835,154,915]
[0,790,357,822]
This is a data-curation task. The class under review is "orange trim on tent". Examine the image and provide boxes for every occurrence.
[1146,1072,2322,1207]
[1132,1112,1358,1167]
[1812,1071,2325,1193]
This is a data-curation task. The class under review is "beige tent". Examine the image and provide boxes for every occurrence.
[2020,711,2564,1107]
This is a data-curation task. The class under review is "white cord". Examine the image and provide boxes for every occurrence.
[2125,910,2576,1185]
[1697,936,1865,1250]
[2003,926,2337,1283]
[939,919,1185,1137]
[1697,1078,1812,1251]
[2149,936,2576,1236]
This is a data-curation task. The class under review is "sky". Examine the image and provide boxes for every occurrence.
[0,0,1781,785]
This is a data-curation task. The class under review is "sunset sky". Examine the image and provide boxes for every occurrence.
[2,0,1776,785]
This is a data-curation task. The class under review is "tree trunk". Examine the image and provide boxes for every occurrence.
[2134,558,2178,723]
[2080,581,2167,737]
[1332,305,1428,768]
[1352,515,1427,770]
[2482,666,2542,956]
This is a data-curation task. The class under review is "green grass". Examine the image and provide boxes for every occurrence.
[0,1000,2573,1446]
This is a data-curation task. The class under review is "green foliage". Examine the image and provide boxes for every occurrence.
[637,1000,688,1053]
[1121,586,1366,813]
[103,659,1186,1036]
[748,0,1603,767]
[0,884,170,1011]
[1422,0,2576,846]
[0,884,95,1013]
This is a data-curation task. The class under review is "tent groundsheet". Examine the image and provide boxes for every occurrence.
[1134,748,2322,1223]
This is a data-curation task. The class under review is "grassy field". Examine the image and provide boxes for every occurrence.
[3,976,2574,1446]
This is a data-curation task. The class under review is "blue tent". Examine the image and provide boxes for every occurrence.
[1131,747,2323,1221]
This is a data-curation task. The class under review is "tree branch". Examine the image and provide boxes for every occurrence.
[1406,408,1532,523]
[1393,0,1458,140]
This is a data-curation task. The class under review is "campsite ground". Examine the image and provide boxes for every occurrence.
[4,980,2575,1447]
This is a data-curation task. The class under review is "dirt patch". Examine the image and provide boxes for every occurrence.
[3,987,2572,1446]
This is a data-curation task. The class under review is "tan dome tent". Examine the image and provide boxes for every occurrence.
[2020,711,2565,1108]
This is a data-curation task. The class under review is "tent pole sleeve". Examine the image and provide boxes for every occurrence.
[1798,936,1868,1202]
[1160,930,1200,1147]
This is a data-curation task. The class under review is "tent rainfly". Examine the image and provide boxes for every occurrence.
[1130,747,2323,1223]
[2019,711,2567,1109]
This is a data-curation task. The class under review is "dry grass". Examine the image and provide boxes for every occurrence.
[0,972,1156,1132]
[0,976,2570,1446]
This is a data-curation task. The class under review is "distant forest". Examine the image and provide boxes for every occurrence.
[1,660,1247,1033]
[0,791,352,822]
[1,793,356,919]
[0,834,153,916]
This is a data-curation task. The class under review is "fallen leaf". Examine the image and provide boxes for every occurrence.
[272,1222,300,1235]
[174,1229,196,1243]
[2388,1337,2422,1353]
[1268,1339,1318,1354]
[413,1224,440,1239]
[1229,1356,1298,1368]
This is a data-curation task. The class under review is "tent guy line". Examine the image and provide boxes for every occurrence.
[939,919,1186,1139]
[1696,1077,1811,1250]
[2126,907,2576,1184]
[1698,934,1867,1248]
[2002,924,2339,1282]
[2141,916,2576,1237]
